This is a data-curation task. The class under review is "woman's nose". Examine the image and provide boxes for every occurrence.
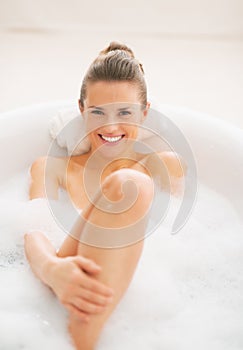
[101,122,120,134]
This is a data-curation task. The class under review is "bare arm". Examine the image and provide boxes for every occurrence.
[145,151,187,195]
[24,231,113,320]
[24,231,57,285]
[25,156,114,320]
[29,156,60,200]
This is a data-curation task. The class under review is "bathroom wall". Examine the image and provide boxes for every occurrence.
[1,0,243,35]
[0,0,242,128]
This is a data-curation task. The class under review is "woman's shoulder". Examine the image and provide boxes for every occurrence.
[143,151,186,178]
[39,155,78,191]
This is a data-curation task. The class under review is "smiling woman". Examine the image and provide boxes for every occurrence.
[24,41,185,350]
[80,82,149,161]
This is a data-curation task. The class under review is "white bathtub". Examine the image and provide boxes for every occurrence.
[0,101,242,349]
[0,100,242,215]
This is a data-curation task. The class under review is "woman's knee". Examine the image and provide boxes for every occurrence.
[101,169,154,210]
[81,169,154,236]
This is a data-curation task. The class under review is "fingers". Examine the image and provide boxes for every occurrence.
[63,302,90,323]
[63,289,113,321]
[74,256,102,275]
[80,274,114,298]
[73,256,114,297]
[63,292,112,322]
[79,287,113,307]
[72,297,106,315]
[55,256,115,320]
[61,278,114,318]
[61,285,113,317]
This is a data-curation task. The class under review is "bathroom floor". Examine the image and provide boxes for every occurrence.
[0,28,242,129]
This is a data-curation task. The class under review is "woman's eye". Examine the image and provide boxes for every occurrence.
[119,110,131,117]
[91,109,104,116]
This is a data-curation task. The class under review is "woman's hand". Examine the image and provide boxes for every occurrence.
[45,255,114,322]
[24,232,114,322]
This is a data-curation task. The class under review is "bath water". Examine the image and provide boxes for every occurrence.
[0,168,242,350]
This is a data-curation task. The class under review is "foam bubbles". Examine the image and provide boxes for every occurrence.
[0,168,242,349]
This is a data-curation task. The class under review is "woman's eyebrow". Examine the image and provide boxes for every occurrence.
[88,106,132,111]
[117,106,131,111]
[88,105,104,110]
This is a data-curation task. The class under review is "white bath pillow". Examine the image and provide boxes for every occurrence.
[49,105,90,156]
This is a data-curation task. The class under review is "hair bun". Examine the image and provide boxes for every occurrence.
[100,41,135,58]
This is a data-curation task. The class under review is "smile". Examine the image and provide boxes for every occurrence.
[98,134,125,143]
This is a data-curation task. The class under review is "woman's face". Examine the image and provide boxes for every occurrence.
[79,81,150,158]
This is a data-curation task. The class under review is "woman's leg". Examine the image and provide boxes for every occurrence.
[60,169,154,350]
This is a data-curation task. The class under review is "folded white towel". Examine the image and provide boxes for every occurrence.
[49,105,90,155]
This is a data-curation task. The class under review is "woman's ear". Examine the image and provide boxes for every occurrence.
[141,101,151,122]
[78,99,84,116]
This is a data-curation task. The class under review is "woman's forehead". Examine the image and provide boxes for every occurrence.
[84,81,140,106]
[86,102,142,111]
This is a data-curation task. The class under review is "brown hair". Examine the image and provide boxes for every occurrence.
[80,41,147,107]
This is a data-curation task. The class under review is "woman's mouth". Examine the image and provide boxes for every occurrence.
[98,134,125,144]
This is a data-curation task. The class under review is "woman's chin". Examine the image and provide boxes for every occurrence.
[97,144,126,159]
[98,138,137,158]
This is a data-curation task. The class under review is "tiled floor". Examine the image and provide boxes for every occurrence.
[1,28,242,129]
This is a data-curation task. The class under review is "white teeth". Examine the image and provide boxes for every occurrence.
[101,135,123,143]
